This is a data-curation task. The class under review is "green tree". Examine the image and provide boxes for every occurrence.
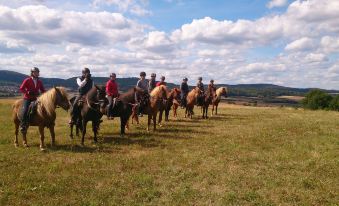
[329,95,339,111]
[302,90,333,110]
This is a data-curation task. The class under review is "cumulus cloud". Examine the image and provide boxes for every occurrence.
[92,0,151,16]
[285,37,315,51]
[267,0,288,9]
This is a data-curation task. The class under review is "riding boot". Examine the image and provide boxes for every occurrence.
[20,99,31,132]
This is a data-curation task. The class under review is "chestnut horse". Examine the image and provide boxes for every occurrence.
[185,88,200,119]
[143,85,168,131]
[12,87,70,150]
[69,85,107,146]
[158,88,181,125]
[211,87,228,115]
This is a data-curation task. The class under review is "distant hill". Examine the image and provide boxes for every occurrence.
[0,70,338,97]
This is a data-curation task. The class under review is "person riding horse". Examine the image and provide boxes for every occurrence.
[196,77,205,106]
[136,71,149,116]
[180,77,189,108]
[156,76,167,87]
[208,79,217,95]
[19,67,46,132]
[106,73,119,119]
[69,67,93,125]
[148,73,157,93]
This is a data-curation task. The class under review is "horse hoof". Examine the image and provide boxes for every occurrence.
[14,143,19,148]
[158,124,163,127]
[40,147,46,151]
[23,144,29,148]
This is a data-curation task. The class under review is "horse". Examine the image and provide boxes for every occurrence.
[158,88,181,125]
[69,85,107,146]
[211,87,228,115]
[141,85,168,131]
[12,87,70,150]
[104,87,146,136]
[185,88,200,119]
[201,87,215,119]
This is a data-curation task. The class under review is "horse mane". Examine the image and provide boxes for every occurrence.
[150,85,167,97]
[37,87,68,116]
[216,87,227,97]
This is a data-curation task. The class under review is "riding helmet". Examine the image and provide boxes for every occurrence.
[183,77,188,81]
[210,79,214,83]
[110,73,116,77]
[198,77,202,80]
[140,71,146,77]
[161,76,165,80]
[31,67,40,73]
[151,73,156,77]
[82,67,90,74]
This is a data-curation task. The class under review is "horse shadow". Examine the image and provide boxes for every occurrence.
[48,144,100,153]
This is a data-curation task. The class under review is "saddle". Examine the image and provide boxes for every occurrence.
[19,101,38,121]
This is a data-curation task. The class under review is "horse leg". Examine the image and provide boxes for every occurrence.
[39,126,45,151]
[147,114,151,131]
[216,104,218,115]
[92,121,98,143]
[158,109,163,126]
[165,108,169,121]
[22,128,28,147]
[205,106,209,119]
[14,123,19,147]
[49,125,56,147]
[81,120,87,146]
[211,105,214,116]
[153,113,157,131]
[120,116,128,137]
[70,122,74,139]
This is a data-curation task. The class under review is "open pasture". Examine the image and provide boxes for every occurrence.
[0,99,338,205]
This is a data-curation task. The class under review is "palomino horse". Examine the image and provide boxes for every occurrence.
[104,87,146,136]
[158,88,181,125]
[185,88,200,119]
[143,85,168,131]
[69,85,107,146]
[12,87,70,150]
[201,87,215,119]
[211,87,228,115]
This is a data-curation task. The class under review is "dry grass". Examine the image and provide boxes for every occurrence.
[0,99,338,205]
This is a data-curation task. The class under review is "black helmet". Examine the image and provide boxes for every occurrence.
[31,67,40,73]
[110,73,116,77]
[161,76,165,80]
[198,77,202,80]
[82,67,90,74]
[210,79,214,83]
[183,77,188,81]
[140,71,146,77]
[151,73,156,77]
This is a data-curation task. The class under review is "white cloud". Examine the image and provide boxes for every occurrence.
[92,0,151,16]
[267,0,288,9]
[285,37,315,51]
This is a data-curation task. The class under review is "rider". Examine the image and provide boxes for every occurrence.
[180,77,189,108]
[69,67,93,125]
[136,71,149,116]
[196,77,205,106]
[19,67,46,132]
[106,73,119,118]
[156,76,166,86]
[148,73,156,93]
[208,79,217,94]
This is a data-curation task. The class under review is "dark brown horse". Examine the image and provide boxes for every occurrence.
[211,87,228,115]
[12,87,70,150]
[158,88,181,125]
[201,87,215,119]
[69,85,107,145]
[104,87,146,136]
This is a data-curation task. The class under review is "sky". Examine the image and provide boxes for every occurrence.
[0,0,338,89]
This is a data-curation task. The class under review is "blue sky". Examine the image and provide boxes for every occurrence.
[0,0,338,89]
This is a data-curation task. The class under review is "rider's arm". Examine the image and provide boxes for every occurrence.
[19,78,28,94]
[77,77,87,87]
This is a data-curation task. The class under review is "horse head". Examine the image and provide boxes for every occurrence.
[94,85,108,113]
[54,87,70,111]
[172,88,181,103]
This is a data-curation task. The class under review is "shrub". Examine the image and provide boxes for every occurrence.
[329,95,339,111]
[302,90,333,110]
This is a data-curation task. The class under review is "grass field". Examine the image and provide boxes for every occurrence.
[0,99,338,205]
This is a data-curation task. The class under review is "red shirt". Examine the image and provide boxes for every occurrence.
[19,77,46,100]
[156,81,166,87]
[106,80,119,97]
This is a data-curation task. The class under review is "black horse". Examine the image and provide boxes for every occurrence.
[69,85,107,145]
[105,87,146,137]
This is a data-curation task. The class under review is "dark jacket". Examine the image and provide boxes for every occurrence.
[197,82,204,92]
[180,82,189,95]
[79,77,93,96]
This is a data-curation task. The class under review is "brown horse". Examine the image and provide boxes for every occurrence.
[12,87,70,150]
[211,87,228,115]
[69,85,107,145]
[158,88,181,125]
[201,87,215,119]
[185,88,200,119]
[142,85,168,131]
